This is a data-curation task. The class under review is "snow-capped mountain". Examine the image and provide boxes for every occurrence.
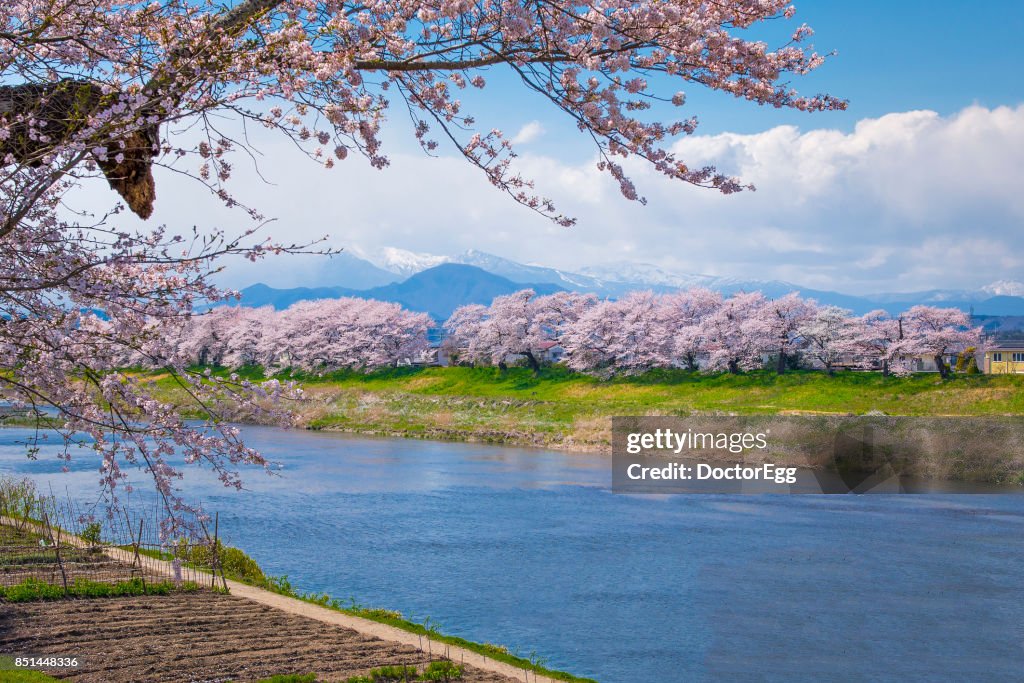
[580,261,844,303]
[869,280,1024,305]
[352,246,450,278]
[355,247,655,297]
[451,250,636,296]
[982,280,1024,297]
[579,261,722,289]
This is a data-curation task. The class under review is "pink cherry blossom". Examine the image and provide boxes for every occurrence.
[1,0,845,524]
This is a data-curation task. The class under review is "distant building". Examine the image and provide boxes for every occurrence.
[983,342,1024,374]
[409,346,451,367]
[904,354,960,373]
[406,327,451,366]
[536,341,565,363]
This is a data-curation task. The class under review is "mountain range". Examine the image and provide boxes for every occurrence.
[240,263,563,320]
[235,247,1024,325]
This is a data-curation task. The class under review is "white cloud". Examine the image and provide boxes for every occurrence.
[510,120,545,145]
[64,104,1024,294]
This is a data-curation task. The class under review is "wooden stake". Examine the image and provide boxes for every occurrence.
[133,518,146,591]
[42,512,68,596]
[213,512,225,590]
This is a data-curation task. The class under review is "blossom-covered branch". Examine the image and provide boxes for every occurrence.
[1,0,844,528]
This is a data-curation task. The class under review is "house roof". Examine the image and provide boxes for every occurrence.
[988,342,1024,350]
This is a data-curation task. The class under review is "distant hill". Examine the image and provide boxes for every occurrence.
[235,283,359,309]
[320,251,400,288]
[858,295,1024,317]
[449,249,649,298]
[238,264,563,319]
[974,315,1024,334]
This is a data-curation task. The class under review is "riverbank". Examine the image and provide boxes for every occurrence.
[187,362,1022,426]
[9,366,1024,482]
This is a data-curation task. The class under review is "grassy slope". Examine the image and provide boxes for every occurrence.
[0,670,62,683]
[143,366,1024,451]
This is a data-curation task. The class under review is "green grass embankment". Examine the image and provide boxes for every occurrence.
[140,366,1024,452]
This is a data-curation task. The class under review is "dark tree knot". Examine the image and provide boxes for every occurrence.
[0,79,159,219]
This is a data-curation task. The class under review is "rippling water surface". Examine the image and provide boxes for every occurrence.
[2,425,1023,682]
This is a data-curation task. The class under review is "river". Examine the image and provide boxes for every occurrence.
[2,424,1023,682]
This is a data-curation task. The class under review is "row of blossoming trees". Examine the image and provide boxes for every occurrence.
[158,289,982,379]
[444,290,981,377]
[154,299,433,371]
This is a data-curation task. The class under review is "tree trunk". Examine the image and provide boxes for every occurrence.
[776,348,786,375]
[934,354,949,378]
[0,1,286,220]
[523,350,541,374]
[0,80,158,218]
[727,359,740,375]
[881,359,890,377]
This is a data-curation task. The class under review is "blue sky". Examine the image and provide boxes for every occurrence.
[77,1,1024,294]
[458,0,1024,153]
[697,0,1024,132]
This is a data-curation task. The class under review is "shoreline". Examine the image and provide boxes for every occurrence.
[5,366,1024,483]
[6,412,1024,486]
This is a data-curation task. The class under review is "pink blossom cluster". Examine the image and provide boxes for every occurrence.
[0,234,303,534]
[2,0,843,226]
[446,290,983,377]
[1,0,842,522]
[157,299,433,371]
[444,290,598,371]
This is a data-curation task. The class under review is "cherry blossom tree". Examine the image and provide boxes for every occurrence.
[445,289,984,382]
[798,305,859,374]
[445,290,596,371]
[172,306,254,367]
[165,305,279,368]
[702,291,767,374]
[1,0,844,221]
[532,291,599,349]
[162,298,432,370]
[476,290,545,371]
[559,299,620,372]
[442,303,489,366]
[1,0,842,521]
[266,298,431,371]
[856,309,902,376]
[222,306,279,368]
[755,293,817,374]
[559,291,672,373]
[662,288,721,371]
[894,306,981,379]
